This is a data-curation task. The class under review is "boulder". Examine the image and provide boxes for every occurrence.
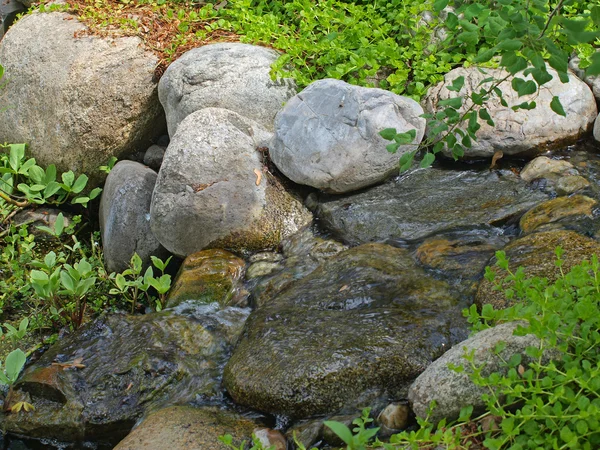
[423,66,597,158]
[223,243,468,418]
[595,113,600,143]
[408,322,558,425]
[0,12,164,186]
[114,406,263,450]
[569,53,600,101]
[520,156,578,183]
[158,43,296,135]
[312,167,548,245]
[143,144,165,171]
[476,230,600,310]
[99,161,169,273]
[3,307,249,443]
[269,79,426,193]
[519,195,596,234]
[166,249,248,309]
[150,108,312,258]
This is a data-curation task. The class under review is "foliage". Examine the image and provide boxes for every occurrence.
[380,0,600,169]
[324,408,380,450]
[0,348,26,385]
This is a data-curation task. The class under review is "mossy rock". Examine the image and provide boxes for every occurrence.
[519,195,596,234]
[476,230,600,310]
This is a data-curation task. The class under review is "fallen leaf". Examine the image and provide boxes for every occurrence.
[339,285,349,292]
[490,150,503,169]
[9,401,35,414]
[254,168,262,186]
[518,364,525,376]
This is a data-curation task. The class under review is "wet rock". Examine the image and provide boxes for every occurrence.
[248,228,348,308]
[520,156,577,183]
[408,322,559,425]
[143,144,165,171]
[269,79,426,193]
[166,249,247,309]
[246,261,283,280]
[249,252,283,263]
[159,43,297,135]
[519,195,596,234]
[595,113,600,143]
[476,230,600,309]
[150,108,312,257]
[313,168,548,245]
[0,12,164,186]
[223,243,468,418]
[254,428,287,450]
[423,67,597,158]
[3,307,249,443]
[99,161,169,273]
[286,420,323,449]
[322,414,358,447]
[556,175,590,195]
[415,228,510,280]
[377,402,410,437]
[114,406,263,450]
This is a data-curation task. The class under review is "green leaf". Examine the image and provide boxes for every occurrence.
[44,165,57,184]
[433,0,449,12]
[447,76,465,92]
[511,77,537,97]
[60,271,76,293]
[89,187,102,200]
[399,151,415,172]
[438,97,462,109]
[479,109,494,126]
[54,213,64,237]
[550,96,566,117]
[386,142,400,153]
[8,144,25,172]
[420,152,435,168]
[394,129,417,144]
[457,31,479,45]
[71,174,88,194]
[4,349,26,383]
[61,171,75,188]
[497,39,522,51]
[585,52,600,76]
[474,48,496,63]
[323,421,354,445]
[379,128,397,141]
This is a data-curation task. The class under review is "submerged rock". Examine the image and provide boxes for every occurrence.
[3,307,249,444]
[114,406,263,450]
[423,67,597,158]
[520,156,578,183]
[166,249,247,308]
[269,78,426,193]
[519,195,596,234]
[150,108,312,257]
[224,243,468,418]
[313,167,548,245]
[159,43,297,135]
[0,12,164,186]
[476,230,600,309]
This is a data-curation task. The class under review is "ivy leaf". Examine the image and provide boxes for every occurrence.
[447,76,465,92]
[433,0,449,12]
[420,152,435,168]
[457,31,479,45]
[379,128,397,141]
[550,96,566,117]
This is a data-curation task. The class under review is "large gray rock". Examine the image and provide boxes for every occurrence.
[0,12,164,186]
[408,322,558,425]
[223,243,468,418]
[150,108,312,258]
[99,161,169,273]
[269,79,426,193]
[594,113,600,143]
[159,43,296,136]
[312,167,548,245]
[3,305,249,444]
[423,66,597,158]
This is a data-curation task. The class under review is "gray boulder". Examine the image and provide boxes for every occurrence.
[423,66,597,158]
[408,322,558,425]
[223,243,468,418]
[150,108,312,258]
[99,161,169,273]
[595,113,600,143]
[143,144,166,171]
[269,79,426,193]
[569,54,600,101]
[0,12,164,186]
[158,43,296,136]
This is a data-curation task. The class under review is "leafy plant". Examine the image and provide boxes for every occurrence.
[0,348,26,386]
[324,408,380,450]
[2,317,29,346]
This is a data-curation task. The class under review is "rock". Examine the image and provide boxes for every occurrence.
[556,175,590,196]
[519,195,596,234]
[12,207,73,240]
[253,428,287,450]
[520,156,577,183]
[223,243,468,418]
[143,144,165,171]
[150,108,312,257]
[595,113,600,142]
[286,420,323,449]
[0,12,164,186]
[99,161,169,273]
[159,43,296,136]
[476,230,600,309]
[248,252,283,263]
[114,406,263,450]
[569,53,600,101]
[415,228,510,280]
[408,322,558,425]
[166,249,247,309]
[322,414,358,446]
[3,307,249,443]
[269,79,426,193]
[377,402,411,437]
[246,261,283,279]
[423,67,597,158]
[313,167,548,245]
